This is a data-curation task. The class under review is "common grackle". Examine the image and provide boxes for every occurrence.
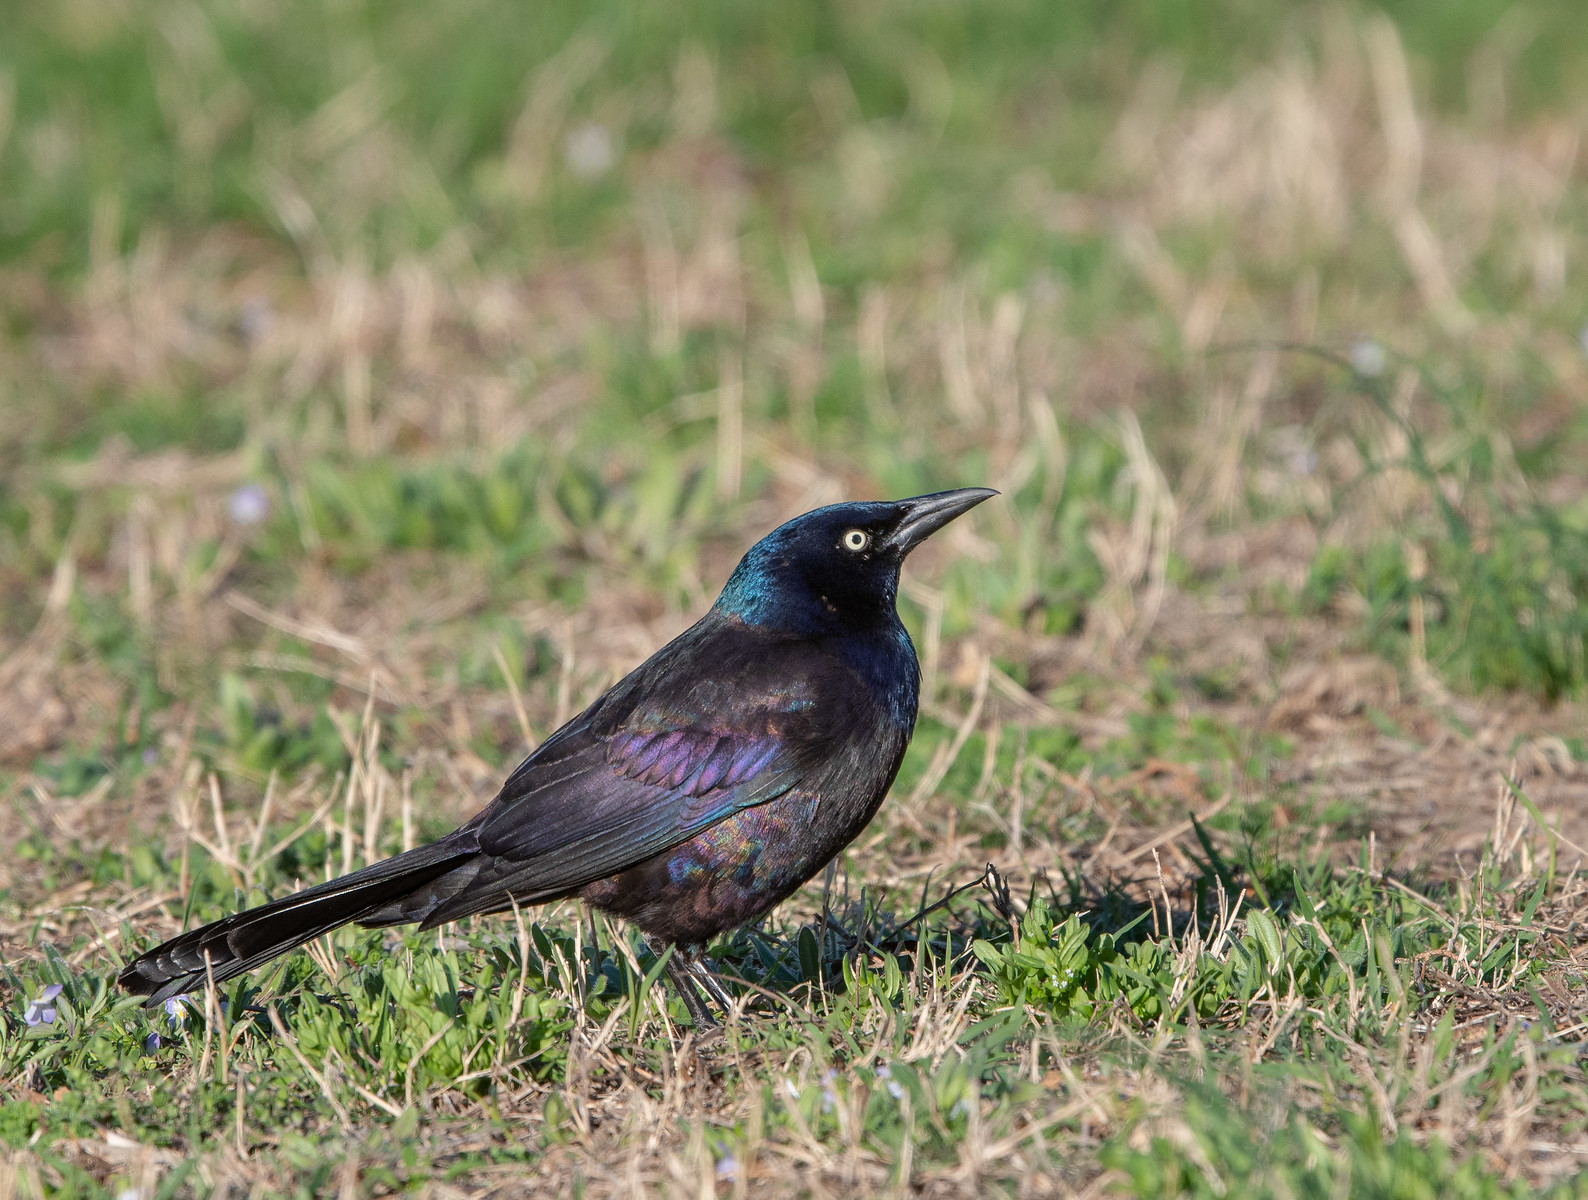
[119,488,996,1024]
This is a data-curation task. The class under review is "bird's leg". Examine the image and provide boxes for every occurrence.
[662,948,718,1029]
[684,948,735,1012]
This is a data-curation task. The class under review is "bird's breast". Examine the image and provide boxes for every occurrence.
[829,621,920,733]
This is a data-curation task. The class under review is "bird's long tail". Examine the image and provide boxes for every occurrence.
[117,840,479,1006]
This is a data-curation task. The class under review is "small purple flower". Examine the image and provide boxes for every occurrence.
[238,297,274,345]
[227,483,271,527]
[875,1064,903,1100]
[1288,444,1318,476]
[715,1154,738,1181]
[24,984,63,1027]
[163,994,191,1031]
[819,1067,837,1112]
[144,1032,162,1053]
[141,746,159,766]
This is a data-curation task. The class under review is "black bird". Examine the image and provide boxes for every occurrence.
[119,488,996,1024]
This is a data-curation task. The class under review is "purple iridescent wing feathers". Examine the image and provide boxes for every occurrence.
[606,729,782,794]
[446,622,827,904]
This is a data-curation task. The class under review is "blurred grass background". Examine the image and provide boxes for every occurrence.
[3,0,1588,1195]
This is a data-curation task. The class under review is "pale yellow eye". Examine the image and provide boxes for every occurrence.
[843,529,869,552]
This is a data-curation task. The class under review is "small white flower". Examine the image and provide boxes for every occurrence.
[1349,339,1386,378]
[564,124,616,179]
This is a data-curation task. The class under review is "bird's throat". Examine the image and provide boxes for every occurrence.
[832,621,920,732]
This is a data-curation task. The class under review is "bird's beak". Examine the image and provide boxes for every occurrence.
[885,488,998,555]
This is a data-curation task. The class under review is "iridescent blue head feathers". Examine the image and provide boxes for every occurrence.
[715,489,996,633]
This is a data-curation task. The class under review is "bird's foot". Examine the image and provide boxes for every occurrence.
[659,943,741,1038]
[663,951,719,1030]
[687,1022,725,1047]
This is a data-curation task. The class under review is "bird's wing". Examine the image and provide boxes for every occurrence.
[430,618,847,913]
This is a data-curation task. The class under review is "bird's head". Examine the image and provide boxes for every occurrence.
[715,488,997,634]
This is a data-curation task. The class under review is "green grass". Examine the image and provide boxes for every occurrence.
[4,0,1588,1195]
[5,798,1587,1195]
